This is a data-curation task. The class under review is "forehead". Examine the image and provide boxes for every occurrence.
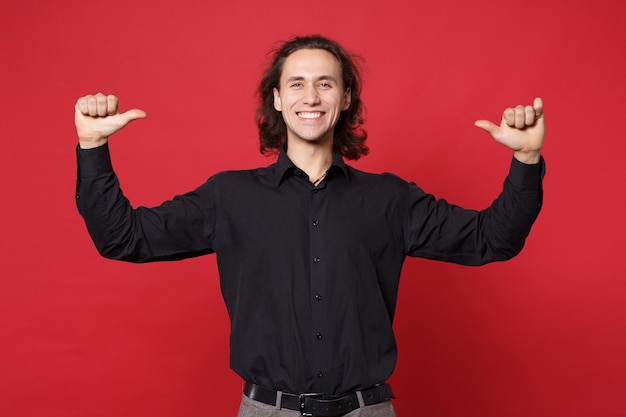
[280,48,343,85]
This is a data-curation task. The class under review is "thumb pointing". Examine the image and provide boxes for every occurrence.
[474,119,497,134]
[119,109,147,125]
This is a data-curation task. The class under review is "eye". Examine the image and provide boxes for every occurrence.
[319,82,332,88]
[289,82,303,88]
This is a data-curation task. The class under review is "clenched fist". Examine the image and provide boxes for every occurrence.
[75,93,147,149]
[474,97,545,164]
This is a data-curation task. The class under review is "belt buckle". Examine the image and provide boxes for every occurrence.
[299,392,324,417]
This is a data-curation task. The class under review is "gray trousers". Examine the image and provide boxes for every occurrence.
[236,393,397,417]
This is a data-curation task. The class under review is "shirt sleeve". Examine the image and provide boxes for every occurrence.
[403,156,544,265]
[75,144,216,262]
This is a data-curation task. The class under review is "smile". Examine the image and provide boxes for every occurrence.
[297,111,324,119]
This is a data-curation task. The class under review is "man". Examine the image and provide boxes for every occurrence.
[75,35,544,416]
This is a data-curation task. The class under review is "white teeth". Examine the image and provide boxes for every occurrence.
[298,112,322,119]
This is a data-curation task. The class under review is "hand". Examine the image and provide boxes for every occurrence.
[474,97,545,164]
[75,93,147,149]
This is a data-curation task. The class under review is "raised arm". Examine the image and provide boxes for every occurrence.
[404,98,545,264]
[75,93,147,149]
[74,94,215,262]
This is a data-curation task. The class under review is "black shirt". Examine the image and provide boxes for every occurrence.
[76,144,544,395]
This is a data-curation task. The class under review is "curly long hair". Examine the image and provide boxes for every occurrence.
[256,35,368,160]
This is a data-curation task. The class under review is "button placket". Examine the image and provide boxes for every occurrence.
[309,181,329,388]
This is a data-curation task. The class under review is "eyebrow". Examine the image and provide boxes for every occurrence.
[285,75,339,84]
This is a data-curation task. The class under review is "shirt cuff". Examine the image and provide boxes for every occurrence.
[76,143,113,178]
[507,155,545,191]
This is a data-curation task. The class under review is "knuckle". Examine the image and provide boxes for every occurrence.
[106,95,118,114]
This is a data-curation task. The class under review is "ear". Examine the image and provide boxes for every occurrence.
[342,87,351,111]
[273,88,282,111]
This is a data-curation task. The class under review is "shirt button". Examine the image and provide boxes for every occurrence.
[313,257,320,263]
[312,189,319,194]
[317,371,324,378]
[316,332,323,340]
[315,294,322,301]
[312,220,319,226]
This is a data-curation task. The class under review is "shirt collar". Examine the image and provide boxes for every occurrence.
[273,148,351,187]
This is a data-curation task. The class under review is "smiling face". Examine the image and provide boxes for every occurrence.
[273,48,351,148]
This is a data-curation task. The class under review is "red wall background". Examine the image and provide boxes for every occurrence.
[1,0,625,416]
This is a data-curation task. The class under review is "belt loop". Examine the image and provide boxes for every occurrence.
[356,390,365,408]
[275,390,283,410]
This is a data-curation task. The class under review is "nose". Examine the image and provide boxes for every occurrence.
[302,85,321,105]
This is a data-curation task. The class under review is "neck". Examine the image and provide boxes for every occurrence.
[286,139,334,183]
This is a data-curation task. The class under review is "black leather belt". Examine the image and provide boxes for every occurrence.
[243,381,394,416]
